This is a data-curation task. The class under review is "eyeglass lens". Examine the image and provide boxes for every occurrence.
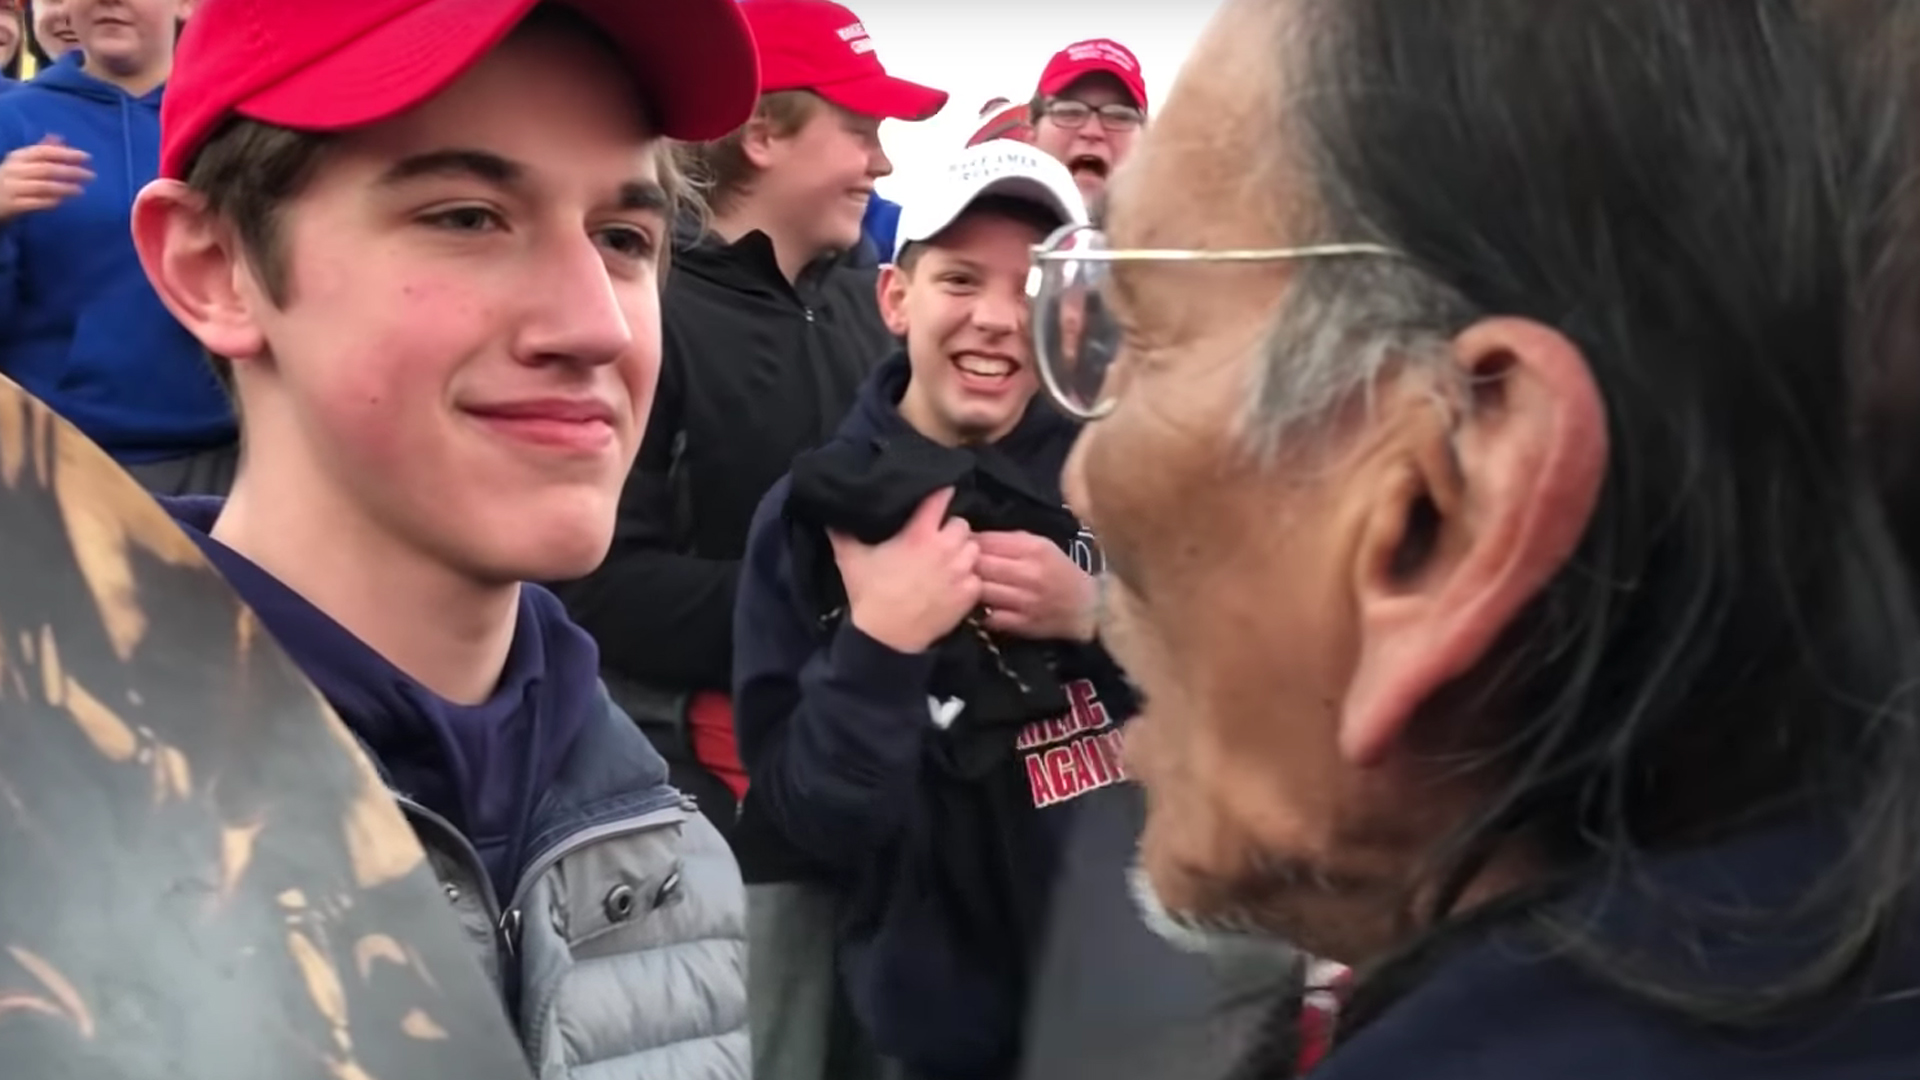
[1034,230,1123,418]
[1048,102,1143,132]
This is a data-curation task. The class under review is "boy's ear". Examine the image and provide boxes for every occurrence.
[740,115,780,170]
[130,178,268,364]
[877,262,911,337]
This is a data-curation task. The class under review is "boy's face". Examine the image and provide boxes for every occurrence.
[757,102,892,256]
[1032,75,1142,207]
[883,209,1047,446]
[33,0,81,59]
[68,0,178,72]
[154,22,667,584]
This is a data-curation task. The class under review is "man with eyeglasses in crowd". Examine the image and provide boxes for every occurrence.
[1027,38,1146,209]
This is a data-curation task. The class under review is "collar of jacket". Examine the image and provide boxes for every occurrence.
[672,217,859,301]
[351,685,685,874]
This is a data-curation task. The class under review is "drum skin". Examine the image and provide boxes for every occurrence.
[0,377,533,1080]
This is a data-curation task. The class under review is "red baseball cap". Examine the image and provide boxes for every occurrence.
[966,103,1031,148]
[159,0,762,180]
[742,0,948,123]
[1037,38,1148,112]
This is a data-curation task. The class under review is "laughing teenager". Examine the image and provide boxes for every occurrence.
[733,141,1136,1080]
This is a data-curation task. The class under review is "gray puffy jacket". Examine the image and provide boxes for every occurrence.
[402,688,750,1079]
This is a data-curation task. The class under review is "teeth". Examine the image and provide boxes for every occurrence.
[956,357,1014,378]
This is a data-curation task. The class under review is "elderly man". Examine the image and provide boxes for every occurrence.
[1028,0,1920,1077]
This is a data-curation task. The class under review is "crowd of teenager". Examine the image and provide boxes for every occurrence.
[13,1,1920,1080]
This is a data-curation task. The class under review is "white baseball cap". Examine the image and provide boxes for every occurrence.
[891,139,1089,263]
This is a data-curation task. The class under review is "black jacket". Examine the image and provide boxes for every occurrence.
[555,228,893,698]
[733,354,1137,1079]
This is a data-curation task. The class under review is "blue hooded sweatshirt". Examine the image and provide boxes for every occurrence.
[0,54,234,464]
[733,353,1135,1080]
[162,496,600,902]
[862,192,903,262]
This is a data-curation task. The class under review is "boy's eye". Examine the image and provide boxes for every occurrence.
[422,206,504,233]
[598,226,658,261]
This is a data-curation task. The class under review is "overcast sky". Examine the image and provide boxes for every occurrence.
[853,2,1223,199]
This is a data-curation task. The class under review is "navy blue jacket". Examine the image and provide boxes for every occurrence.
[733,354,1133,1079]
[1313,823,1920,1080]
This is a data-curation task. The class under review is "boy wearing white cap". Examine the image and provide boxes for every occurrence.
[730,141,1136,1080]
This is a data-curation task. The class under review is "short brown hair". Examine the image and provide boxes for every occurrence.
[674,90,823,217]
[182,118,337,397]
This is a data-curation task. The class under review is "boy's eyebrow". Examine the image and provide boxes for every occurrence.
[378,148,527,189]
[377,148,669,216]
[617,180,671,215]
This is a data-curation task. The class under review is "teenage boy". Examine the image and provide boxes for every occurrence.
[554,8,945,1074]
[128,0,760,1075]
[732,141,1136,1080]
[559,0,947,822]
[1027,38,1147,208]
[0,0,235,493]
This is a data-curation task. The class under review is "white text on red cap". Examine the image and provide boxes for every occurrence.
[837,21,877,56]
[1065,41,1137,72]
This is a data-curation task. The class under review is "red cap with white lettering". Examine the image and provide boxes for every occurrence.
[743,0,949,123]
[160,0,761,180]
[1037,38,1148,111]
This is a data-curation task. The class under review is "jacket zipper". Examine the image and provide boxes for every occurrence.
[394,797,510,956]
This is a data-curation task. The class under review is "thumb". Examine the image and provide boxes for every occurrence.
[39,134,65,147]
[909,487,957,533]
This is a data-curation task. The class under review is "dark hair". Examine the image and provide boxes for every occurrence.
[1255,0,1920,1047]
[182,119,338,397]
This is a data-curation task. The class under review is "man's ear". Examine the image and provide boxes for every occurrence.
[130,178,267,365]
[1339,317,1608,767]
[877,262,911,337]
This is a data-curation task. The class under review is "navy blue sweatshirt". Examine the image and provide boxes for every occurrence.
[733,354,1134,1079]
[163,497,599,902]
[1309,823,1920,1080]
